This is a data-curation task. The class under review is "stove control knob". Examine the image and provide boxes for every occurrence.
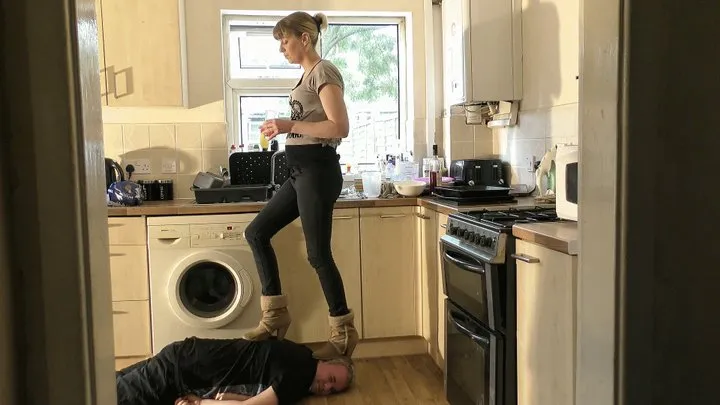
[465,231,475,241]
[479,235,487,246]
[473,234,481,244]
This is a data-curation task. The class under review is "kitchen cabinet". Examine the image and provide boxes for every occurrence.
[515,239,577,405]
[107,217,152,370]
[360,207,417,339]
[273,208,363,343]
[416,207,437,352]
[95,0,183,107]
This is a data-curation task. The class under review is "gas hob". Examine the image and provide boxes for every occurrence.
[442,207,559,263]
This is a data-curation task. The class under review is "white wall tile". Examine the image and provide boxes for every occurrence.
[123,125,150,151]
[149,125,176,149]
[176,124,202,149]
[201,123,227,149]
[546,103,579,146]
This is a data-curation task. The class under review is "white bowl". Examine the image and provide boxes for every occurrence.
[393,180,427,197]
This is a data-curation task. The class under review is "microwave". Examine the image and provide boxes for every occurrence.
[555,145,579,221]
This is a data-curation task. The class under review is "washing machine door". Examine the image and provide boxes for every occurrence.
[168,250,253,329]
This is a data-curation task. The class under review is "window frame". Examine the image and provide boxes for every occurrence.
[221,12,408,162]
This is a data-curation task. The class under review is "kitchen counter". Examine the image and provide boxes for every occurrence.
[512,221,579,255]
[107,196,552,217]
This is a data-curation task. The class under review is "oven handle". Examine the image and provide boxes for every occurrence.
[450,316,490,346]
[444,250,485,274]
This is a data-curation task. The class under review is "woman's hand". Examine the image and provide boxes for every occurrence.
[260,119,293,140]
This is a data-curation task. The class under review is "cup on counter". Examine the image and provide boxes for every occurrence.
[361,171,382,198]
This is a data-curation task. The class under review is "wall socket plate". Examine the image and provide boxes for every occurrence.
[124,159,151,174]
[161,158,177,174]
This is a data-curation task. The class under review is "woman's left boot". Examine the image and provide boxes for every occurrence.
[312,309,360,360]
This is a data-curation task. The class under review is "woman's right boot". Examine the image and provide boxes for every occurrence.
[243,294,291,341]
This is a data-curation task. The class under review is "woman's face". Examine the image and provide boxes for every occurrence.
[278,33,308,64]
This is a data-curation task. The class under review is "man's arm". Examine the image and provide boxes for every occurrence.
[201,386,279,405]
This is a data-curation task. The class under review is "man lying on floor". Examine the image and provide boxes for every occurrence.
[116,336,354,405]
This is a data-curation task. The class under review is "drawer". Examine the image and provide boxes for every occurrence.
[112,301,151,357]
[115,355,150,372]
[109,245,149,301]
[108,217,146,245]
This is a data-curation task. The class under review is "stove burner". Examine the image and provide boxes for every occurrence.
[458,207,559,229]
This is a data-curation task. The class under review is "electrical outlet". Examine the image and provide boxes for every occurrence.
[161,158,177,174]
[525,155,536,172]
[125,159,151,174]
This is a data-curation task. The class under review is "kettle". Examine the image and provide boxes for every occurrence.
[535,146,557,196]
[105,158,125,190]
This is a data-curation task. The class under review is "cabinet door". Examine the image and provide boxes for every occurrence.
[416,208,439,358]
[274,209,362,343]
[515,239,577,405]
[101,0,183,106]
[436,212,448,369]
[360,207,416,339]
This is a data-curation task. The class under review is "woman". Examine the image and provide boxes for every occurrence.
[242,11,358,361]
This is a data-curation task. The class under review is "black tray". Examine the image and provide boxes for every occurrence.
[229,151,275,185]
[193,184,270,204]
[429,194,517,206]
[433,185,512,198]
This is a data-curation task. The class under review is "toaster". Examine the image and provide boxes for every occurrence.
[449,159,507,187]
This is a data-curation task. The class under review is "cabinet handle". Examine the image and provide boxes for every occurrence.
[511,253,540,264]
[380,214,406,219]
[112,310,128,315]
[440,224,447,229]
[109,253,126,257]
[333,216,354,220]
[415,213,430,220]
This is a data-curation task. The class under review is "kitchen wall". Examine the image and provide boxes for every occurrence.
[441,0,579,188]
[103,0,436,200]
[493,0,580,187]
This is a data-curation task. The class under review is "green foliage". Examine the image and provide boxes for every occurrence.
[321,25,399,103]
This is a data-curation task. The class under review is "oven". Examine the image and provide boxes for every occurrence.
[445,299,505,405]
[441,241,504,331]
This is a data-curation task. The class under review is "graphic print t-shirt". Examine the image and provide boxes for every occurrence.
[177,337,318,405]
[285,59,344,148]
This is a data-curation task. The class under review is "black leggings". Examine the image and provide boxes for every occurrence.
[244,144,349,317]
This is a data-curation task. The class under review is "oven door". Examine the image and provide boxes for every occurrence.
[441,238,502,330]
[445,300,504,405]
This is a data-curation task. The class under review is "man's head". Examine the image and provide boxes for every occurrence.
[310,357,355,396]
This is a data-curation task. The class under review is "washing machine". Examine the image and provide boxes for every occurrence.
[146,214,262,353]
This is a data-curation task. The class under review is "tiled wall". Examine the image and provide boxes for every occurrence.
[492,0,580,188]
[103,122,228,200]
[442,0,580,190]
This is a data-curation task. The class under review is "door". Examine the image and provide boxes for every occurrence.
[441,240,501,330]
[515,239,576,405]
[445,300,503,405]
[360,207,417,338]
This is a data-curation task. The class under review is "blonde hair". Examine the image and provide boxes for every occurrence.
[272,11,328,46]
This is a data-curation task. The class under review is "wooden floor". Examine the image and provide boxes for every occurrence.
[302,354,448,404]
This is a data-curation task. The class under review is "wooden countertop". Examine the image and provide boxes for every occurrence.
[512,221,579,255]
[107,196,553,217]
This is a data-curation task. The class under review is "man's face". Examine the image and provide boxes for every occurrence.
[311,362,350,395]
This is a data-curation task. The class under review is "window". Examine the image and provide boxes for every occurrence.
[222,13,406,166]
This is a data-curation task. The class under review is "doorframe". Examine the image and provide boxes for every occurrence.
[1,0,116,404]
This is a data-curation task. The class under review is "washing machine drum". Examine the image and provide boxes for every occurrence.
[168,251,253,329]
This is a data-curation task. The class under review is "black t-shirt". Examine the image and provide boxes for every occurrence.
[176,337,318,405]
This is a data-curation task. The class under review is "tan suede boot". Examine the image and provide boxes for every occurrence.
[312,310,360,360]
[243,294,291,341]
